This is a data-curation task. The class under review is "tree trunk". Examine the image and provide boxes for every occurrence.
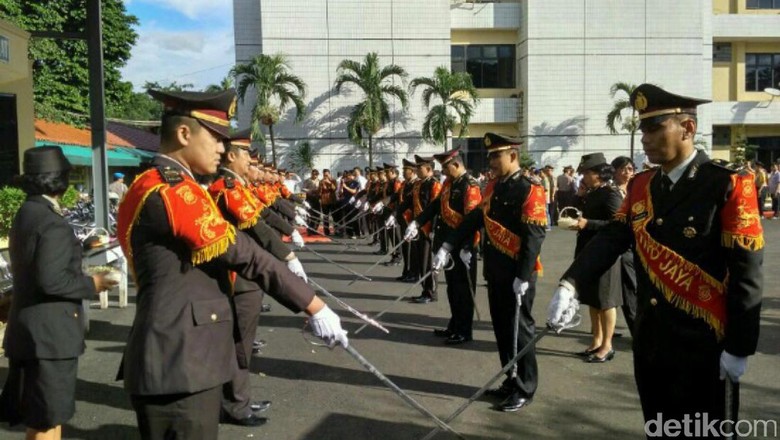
[368,134,373,168]
[629,130,635,161]
[269,123,277,167]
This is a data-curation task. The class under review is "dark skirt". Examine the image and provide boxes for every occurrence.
[0,358,78,430]
[578,257,624,310]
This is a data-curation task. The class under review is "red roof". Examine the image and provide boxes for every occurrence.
[34,120,159,151]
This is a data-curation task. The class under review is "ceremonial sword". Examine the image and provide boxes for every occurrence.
[308,278,389,334]
[347,239,407,286]
[304,246,372,281]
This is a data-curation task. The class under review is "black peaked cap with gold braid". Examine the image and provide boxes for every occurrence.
[149,89,237,139]
[629,84,710,129]
[483,132,522,153]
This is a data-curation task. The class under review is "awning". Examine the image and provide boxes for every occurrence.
[35,143,141,167]
[115,147,156,163]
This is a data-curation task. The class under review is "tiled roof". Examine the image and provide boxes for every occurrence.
[107,122,160,152]
[34,119,158,151]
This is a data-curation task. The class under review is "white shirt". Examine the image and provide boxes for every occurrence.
[356,175,367,190]
[663,149,698,189]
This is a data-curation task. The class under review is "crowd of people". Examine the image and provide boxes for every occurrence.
[0,83,765,440]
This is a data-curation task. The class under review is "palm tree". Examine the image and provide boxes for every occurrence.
[606,82,639,159]
[232,53,307,166]
[334,52,409,167]
[285,141,316,173]
[204,75,233,93]
[409,66,478,149]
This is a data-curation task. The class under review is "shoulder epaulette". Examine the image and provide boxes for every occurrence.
[157,166,184,185]
[467,175,479,186]
[704,159,738,173]
[225,176,235,189]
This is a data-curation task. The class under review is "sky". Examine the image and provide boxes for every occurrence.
[120,0,236,92]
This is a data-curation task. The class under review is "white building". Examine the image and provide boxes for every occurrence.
[234,0,780,172]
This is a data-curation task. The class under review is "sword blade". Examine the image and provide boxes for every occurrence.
[463,265,482,322]
[309,278,389,334]
[354,270,434,335]
[420,327,551,440]
[344,345,463,439]
[305,247,372,281]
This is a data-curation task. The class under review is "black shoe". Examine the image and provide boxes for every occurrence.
[250,400,272,412]
[576,347,599,357]
[444,334,471,345]
[498,392,532,412]
[411,295,434,304]
[395,274,409,281]
[485,383,513,399]
[586,349,615,363]
[260,304,272,313]
[382,258,401,266]
[433,329,452,338]
[221,413,268,427]
[401,275,418,283]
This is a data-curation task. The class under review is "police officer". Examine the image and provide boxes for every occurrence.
[405,149,482,344]
[396,159,420,282]
[434,134,547,411]
[548,84,763,432]
[116,89,347,440]
[395,155,442,303]
[208,129,308,426]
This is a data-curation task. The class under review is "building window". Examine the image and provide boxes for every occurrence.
[745,53,780,91]
[713,43,732,63]
[746,0,780,9]
[451,45,515,88]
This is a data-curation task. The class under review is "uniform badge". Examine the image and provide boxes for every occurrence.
[697,285,712,302]
[484,135,492,147]
[635,92,648,111]
[632,201,646,215]
[683,226,697,238]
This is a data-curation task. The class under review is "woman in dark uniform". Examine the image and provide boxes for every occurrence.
[0,147,117,440]
[611,156,638,336]
[569,153,623,363]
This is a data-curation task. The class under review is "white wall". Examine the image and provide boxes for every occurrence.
[234,0,451,172]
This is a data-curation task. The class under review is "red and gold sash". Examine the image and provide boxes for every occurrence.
[209,177,263,230]
[481,179,543,273]
[721,172,764,251]
[625,171,729,339]
[117,168,236,272]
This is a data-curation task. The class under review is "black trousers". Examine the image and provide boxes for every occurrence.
[443,251,477,338]
[306,195,321,232]
[131,386,222,440]
[634,349,726,439]
[486,268,538,399]
[417,235,437,298]
[221,289,263,419]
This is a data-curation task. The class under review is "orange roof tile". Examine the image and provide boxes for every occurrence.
[34,119,134,149]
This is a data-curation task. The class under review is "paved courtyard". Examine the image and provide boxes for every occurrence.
[1,221,779,439]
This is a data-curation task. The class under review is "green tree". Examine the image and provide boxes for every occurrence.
[0,0,138,125]
[205,75,234,93]
[519,151,536,170]
[285,141,316,174]
[232,53,307,167]
[334,52,408,167]
[606,82,639,159]
[409,66,478,149]
[107,81,195,122]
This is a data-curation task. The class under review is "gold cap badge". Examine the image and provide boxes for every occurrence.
[635,92,648,111]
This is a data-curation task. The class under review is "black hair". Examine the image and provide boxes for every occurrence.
[611,156,635,170]
[591,163,615,182]
[19,170,70,196]
[160,114,202,147]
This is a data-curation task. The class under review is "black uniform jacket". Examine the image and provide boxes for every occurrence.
[446,170,547,282]
[3,196,97,360]
[563,151,763,360]
[121,157,314,395]
[416,173,481,250]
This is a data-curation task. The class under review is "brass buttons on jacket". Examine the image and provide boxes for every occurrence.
[211,313,217,321]
[683,226,697,238]
[650,298,658,306]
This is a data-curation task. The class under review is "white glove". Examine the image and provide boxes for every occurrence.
[286,257,308,282]
[404,221,419,242]
[303,201,311,209]
[385,215,397,229]
[362,202,370,212]
[459,248,472,270]
[290,230,305,249]
[310,306,349,348]
[432,245,451,272]
[372,202,385,214]
[294,214,307,227]
[512,278,529,305]
[547,280,576,329]
[355,200,363,209]
[349,196,356,205]
[295,206,309,219]
[720,351,748,383]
